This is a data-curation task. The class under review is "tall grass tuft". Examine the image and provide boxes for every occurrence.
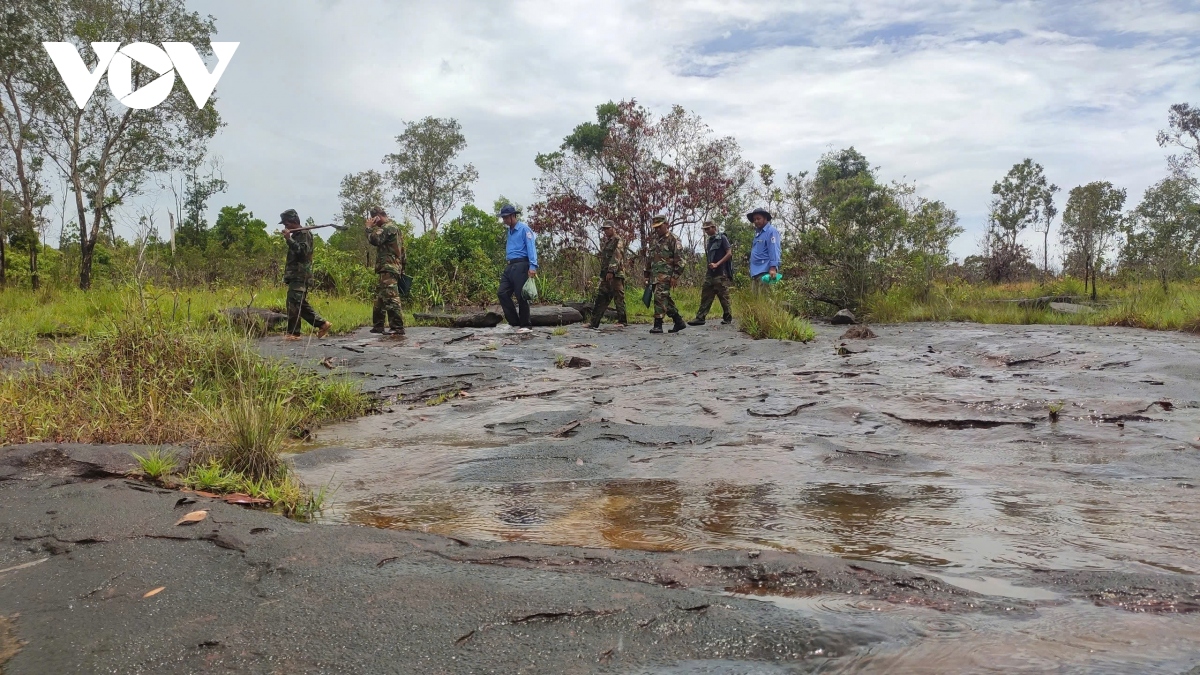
[218,393,295,481]
[734,290,816,342]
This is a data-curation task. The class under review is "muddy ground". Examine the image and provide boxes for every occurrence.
[2,320,1200,673]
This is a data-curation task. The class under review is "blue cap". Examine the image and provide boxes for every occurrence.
[498,204,519,217]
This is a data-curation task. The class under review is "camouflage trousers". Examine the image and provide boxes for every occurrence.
[652,274,680,319]
[372,273,404,330]
[696,274,732,320]
[590,276,627,327]
[286,280,325,335]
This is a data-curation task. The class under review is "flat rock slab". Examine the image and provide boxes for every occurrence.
[0,473,1047,674]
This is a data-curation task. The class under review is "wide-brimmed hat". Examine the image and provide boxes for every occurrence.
[651,213,668,225]
[279,208,300,225]
[702,220,717,229]
[498,204,520,217]
[600,220,616,230]
[746,208,772,223]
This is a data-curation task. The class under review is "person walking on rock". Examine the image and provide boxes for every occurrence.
[589,220,627,329]
[279,209,332,341]
[366,206,406,336]
[497,204,537,333]
[748,207,782,290]
[644,213,686,334]
[689,220,733,326]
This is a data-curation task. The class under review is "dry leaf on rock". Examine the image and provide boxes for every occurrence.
[143,586,165,598]
[223,494,269,506]
[175,510,208,526]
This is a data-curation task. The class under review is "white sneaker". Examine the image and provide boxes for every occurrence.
[516,327,533,334]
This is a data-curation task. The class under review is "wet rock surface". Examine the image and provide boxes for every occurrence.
[268,321,1200,671]
[4,321,1200,672]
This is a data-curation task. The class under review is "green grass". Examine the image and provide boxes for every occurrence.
[132,447,179,481]
[551,326,568,336]
[0,307,372,446]
[0,285,380,357]
[179,457,328,519]
[864,279,1200,332]
[734,290,816,342]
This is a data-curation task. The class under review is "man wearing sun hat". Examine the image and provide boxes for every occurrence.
[747,207,782,290]
[643,212,686,334]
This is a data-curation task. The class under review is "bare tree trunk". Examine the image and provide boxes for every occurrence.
[29,244,37,290]
[0,198,6,286]
[1042,229,1049,285]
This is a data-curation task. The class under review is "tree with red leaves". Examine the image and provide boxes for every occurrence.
[530,100,752,257]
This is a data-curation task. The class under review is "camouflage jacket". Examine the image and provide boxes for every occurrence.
[597,234,625,278]
[368,222,405,276]
[644,229,682,278]
[283,230,314,284]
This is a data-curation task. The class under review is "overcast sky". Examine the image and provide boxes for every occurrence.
[150,0,1200,261]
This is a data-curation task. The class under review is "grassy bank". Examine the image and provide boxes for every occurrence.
[0,285,378,357]
[0,304,373,516]
[864,279,1200,332]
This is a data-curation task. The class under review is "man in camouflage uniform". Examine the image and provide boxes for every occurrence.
[365,206,406,336]
[588,220,627,329]
[688,220,734,326]
[280,209,331,341]
[644,213,686,334]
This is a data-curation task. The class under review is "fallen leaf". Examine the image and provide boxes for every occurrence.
[175,510,208,526]
[222,493,269,506]
[143,586,165,598]
[320,356,335,369]
[457,391,471,398]
[191,490,219,499]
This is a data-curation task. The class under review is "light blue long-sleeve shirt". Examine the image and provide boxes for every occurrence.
[749,223,781,277]
[505,221,538,270]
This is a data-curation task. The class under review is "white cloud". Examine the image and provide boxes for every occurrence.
[164,0,1200,262]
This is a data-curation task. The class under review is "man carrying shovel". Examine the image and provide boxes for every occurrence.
[279,209,332,341]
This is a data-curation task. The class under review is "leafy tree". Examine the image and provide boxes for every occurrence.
[790,148,961,309]
[1121,178,1200,290]
[985,159,1052,282]
[531,100,754,257]
[329,169,388,267]
[1060,181,1126,300]
[0,1,53,288]
[169,158,227,250]
[210,204,268,255]
[30,0,223,289]
[1158,103,1200,186]
[384,117,477,234]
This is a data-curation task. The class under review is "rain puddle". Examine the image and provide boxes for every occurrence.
[281,322,1200,671]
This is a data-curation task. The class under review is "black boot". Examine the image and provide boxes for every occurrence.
[721,315,733,325]
[649,318,663,334]
[369,326,385,334]
[687,317,706,326]
[668,313,687,333]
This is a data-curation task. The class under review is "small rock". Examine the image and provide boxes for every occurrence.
[839,325,876,339]
[565,356,591,368]
[831,309,856,325]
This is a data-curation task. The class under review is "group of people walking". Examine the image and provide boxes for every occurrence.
[276,203,783,339]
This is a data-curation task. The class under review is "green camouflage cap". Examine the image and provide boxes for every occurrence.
[279,208,300,225]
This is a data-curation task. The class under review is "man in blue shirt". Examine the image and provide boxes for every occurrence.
[497,204,538,331]
[747,207,781,289]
